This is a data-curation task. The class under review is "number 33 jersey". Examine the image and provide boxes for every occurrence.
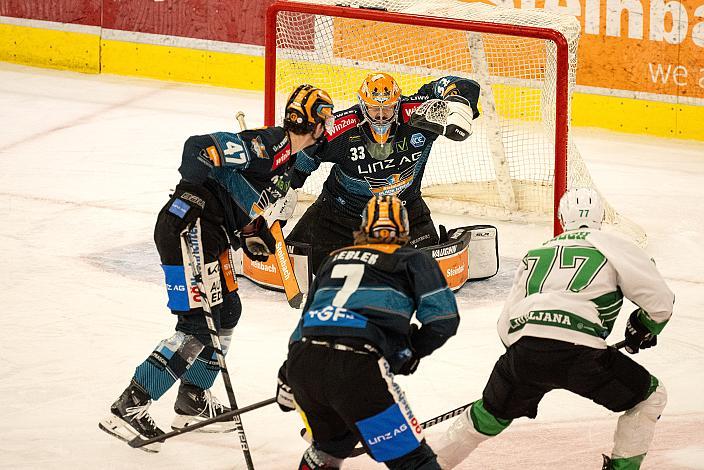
[498,229,674,349]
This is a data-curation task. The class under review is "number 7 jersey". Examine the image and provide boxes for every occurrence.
[497,229,674,348]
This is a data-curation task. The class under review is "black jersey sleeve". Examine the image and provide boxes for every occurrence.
[406,250,460,358]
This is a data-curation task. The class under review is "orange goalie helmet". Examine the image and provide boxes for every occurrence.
[355,195,409,245]
[358,72,401,146]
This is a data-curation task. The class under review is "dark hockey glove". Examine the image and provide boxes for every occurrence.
[240,216,276,262]
[394,347,420,375]
[276,362,296,412]
[390,324,421,375]
[624,308,658,354]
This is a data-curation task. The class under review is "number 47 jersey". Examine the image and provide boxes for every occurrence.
[291,243,459,360]
[498,229,674,349]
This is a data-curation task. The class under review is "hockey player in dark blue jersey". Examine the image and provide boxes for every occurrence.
[278,194,460,469]
[287,72,480,273]
[99,85,334,452]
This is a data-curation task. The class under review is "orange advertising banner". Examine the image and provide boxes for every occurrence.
[475,0,704,99]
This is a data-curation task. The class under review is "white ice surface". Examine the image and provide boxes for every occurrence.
[1,62,703,469]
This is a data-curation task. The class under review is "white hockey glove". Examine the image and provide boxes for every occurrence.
[262,189,298,226]
[409,96,474,141]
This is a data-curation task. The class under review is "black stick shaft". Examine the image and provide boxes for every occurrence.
[129,397,276,448]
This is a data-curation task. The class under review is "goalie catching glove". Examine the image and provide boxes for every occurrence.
[409,95,475,141]
[240,216,276,262]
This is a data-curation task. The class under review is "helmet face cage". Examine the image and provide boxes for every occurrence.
[558,188,605,231]
[357,195,410,245]
[284,84,334,135]
[358,73,401,145]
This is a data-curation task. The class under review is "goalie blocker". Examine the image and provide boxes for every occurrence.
[235,224,498,294]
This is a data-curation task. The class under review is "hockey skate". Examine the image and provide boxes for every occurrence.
[99,380,165,453]
[171,382,237,432]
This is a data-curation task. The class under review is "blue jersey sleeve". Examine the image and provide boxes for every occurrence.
[408,251,460,358]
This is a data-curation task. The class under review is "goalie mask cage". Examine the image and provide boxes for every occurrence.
[264,0,646,243]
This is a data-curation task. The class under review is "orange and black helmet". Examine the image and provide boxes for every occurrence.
[356,195,409,245]
[283,84,334,135]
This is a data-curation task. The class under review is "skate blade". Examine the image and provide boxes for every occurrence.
[171,414,237,433]
[99,415,163,453]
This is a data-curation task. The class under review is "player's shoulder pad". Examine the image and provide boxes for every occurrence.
[325,108,361,141]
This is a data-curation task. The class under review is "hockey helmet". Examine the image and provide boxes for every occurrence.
[358,72,401,160]
[356,195,410,245]
[558,187,605,231]
[284,84,335,135]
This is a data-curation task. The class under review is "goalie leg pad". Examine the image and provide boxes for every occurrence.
[420,225,498,291]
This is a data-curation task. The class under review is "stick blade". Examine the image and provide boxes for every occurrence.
[288,292,304,309]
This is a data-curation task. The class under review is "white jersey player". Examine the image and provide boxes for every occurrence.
[432,188,674,470]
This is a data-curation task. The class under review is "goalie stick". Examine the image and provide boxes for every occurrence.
[236,111,305,309]
[181,227,256,470]
[129,397,276,448]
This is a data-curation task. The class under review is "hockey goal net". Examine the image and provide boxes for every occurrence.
[265,0,646,243]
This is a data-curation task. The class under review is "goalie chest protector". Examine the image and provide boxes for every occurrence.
[420,225,499,291]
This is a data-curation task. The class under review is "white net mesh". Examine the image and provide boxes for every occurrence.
[270,0,646,244]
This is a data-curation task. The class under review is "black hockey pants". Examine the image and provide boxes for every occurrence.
[287,339,440,469]
[154,180,241,335]
[482,336,652,421]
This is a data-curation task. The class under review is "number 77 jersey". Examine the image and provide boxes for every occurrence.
[497,228,674,349]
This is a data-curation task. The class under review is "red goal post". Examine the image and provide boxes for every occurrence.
[263,0,645,243]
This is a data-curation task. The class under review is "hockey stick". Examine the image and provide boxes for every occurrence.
[129,397,276,448]
[346,340,630,458]
[181,227,256,470]
[236,111,305,309]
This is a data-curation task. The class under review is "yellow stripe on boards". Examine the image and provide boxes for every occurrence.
[100,39,264,90]
[572,92,704,141]
[0,23,99,73]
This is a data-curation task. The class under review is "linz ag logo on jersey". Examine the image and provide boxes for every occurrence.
[431,245,458,258]
[401,102,423,123]
[272,145,291,170]
[327,113,359,140]
[410,133,426,148]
